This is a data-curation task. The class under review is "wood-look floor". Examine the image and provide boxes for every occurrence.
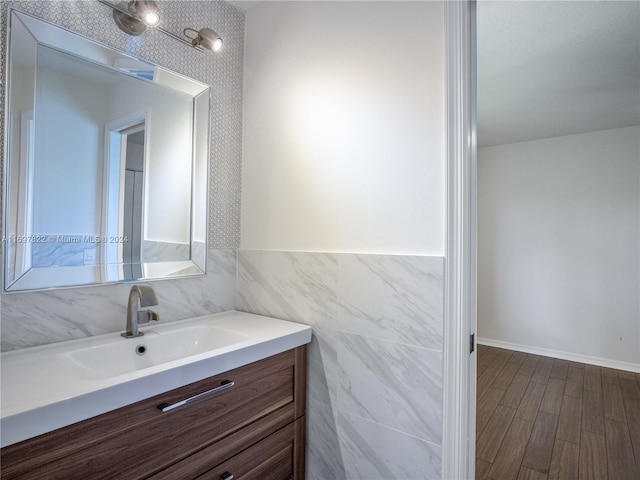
[476,344,640,480]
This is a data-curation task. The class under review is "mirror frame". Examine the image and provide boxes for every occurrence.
[3,9,211,292]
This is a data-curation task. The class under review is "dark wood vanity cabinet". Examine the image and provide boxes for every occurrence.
[0,346,307,480]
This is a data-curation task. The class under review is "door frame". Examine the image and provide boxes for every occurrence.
[442,1,477,479]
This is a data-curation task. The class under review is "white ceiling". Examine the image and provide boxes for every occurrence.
[477,0,640,147]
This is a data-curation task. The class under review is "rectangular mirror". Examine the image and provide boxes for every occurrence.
[3,10,210,292]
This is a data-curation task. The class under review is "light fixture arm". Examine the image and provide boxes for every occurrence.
[156,26,206,52]
[96,0,131,16]
[97,0,129,17]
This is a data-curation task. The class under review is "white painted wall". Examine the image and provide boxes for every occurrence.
[33,63,107,235]
[241,0,445,254]
[478,126,640,367]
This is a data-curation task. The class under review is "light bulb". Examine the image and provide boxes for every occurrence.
[213,38,223,51]
[132,1,160,27]
[142,11,159,26]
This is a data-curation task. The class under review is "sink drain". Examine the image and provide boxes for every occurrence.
[135,344,147,356]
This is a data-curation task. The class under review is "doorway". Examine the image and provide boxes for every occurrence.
[121,124,145,277]
[474,2,640,479]
[104,117,147,280]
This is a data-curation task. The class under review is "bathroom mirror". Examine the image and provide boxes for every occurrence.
[3,10,210,292]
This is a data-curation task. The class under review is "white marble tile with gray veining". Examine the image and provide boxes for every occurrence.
[1,283,135,350]
[306,397,346,480]
[335,332,443,445]
[141,240,190,262]
[331,254,444,350]
[31,236,94,267]
[1,249,237,351]
[236,250,339,327]
[148,249,237,319]
[307,328,341,407]
[337,411,442,480]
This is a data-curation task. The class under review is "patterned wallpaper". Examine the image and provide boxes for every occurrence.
[0,0,244,248]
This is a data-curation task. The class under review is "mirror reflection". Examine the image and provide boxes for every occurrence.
[4,10,210,291]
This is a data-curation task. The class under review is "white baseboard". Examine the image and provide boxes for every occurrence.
[477,337,640,373]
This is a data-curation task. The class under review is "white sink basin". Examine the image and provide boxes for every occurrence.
[56,325,249,380]
[0,311,312,447]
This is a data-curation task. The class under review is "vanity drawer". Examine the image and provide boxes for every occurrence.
[0,346,307,480]
[197,417,305,480]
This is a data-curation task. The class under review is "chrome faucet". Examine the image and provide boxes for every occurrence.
[121,284,159,338]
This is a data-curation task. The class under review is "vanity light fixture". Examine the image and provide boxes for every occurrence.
[111,0,161,35]
[184,27,223,52]
[97,0,223,52]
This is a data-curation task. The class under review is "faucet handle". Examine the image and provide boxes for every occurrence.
[137,309,159,325]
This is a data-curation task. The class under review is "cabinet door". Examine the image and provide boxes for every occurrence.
[197,417,305,480]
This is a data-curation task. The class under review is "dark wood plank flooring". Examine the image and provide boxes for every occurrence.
[476,345,640,480]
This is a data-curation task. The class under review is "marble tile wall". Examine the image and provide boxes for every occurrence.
[237,250,444,480]
[14,237,195,269]
[141,240,190,263]
[31,236,95,267]
[1,249,237,351]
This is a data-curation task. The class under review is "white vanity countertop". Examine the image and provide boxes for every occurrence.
[0,311,312,447]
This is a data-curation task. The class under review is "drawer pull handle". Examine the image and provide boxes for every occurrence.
[157,380,235,412]
[220,473,234,480]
